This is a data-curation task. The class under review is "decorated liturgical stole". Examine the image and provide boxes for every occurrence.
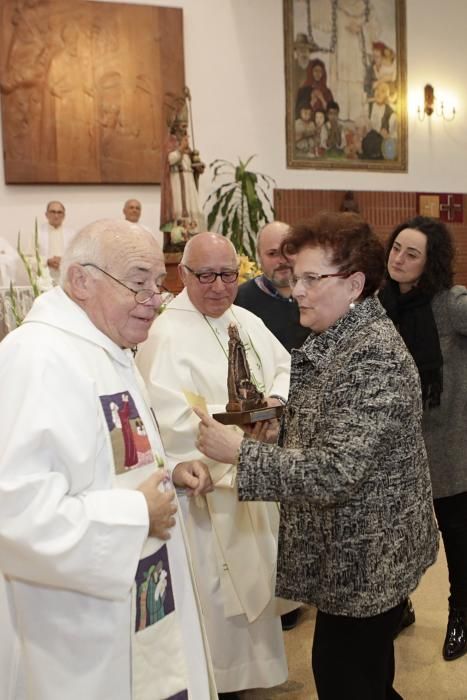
[96,363,216,700]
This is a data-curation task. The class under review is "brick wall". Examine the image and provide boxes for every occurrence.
[274,189,467,286]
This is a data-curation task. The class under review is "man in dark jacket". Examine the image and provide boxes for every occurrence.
[235,221,309,353]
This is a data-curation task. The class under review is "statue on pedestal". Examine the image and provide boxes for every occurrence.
[226,324,267,413]
[213,323,283,426]
[160,87,205,253]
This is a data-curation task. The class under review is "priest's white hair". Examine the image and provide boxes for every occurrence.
[60,219,153,286]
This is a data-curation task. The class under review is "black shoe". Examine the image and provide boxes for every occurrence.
[393,598,416,639]
[281,607,300,631]
[443,607,467,661]
[218,694,241,700]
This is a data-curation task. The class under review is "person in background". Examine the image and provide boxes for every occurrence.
[0,219,216,700]
[38,200,75,281]
[379,215,467,662]
[235,221,310,353]
[123,198,143,225]
[123,199,163,250]
[122,199,152,233]
[137,232,292,700]
[0,236,20,286]
[195,213,439,700]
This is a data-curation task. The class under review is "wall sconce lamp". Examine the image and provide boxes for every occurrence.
[417,84,456,121]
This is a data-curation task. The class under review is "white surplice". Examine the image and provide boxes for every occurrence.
[0,237,20,286]
[37,222,75,258]
[37,223,75,282]
[0,287,216,700]
[137,289,291,693]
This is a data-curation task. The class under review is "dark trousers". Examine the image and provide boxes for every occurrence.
[312,602,405,700]
[434,490,467,609]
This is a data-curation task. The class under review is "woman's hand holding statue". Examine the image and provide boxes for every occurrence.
[193,407,243,464]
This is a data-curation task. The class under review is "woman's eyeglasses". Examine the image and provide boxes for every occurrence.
[288,272,350,289]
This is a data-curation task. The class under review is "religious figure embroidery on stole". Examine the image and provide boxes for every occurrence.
[100,392,153,474]
[135,545,175,632]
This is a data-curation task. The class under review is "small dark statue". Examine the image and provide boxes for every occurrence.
[226,324,267,413]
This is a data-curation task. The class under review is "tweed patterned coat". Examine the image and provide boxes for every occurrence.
[237,296,439,617]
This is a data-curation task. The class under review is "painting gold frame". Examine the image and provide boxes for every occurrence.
[284,0,407,172]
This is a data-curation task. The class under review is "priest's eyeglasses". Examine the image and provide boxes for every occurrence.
[82,263,171,304]
[288,271,350,289]
[183,264,239,284]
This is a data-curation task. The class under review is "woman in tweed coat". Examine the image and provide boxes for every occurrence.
[195,213,439,700]
[379,216,467,663]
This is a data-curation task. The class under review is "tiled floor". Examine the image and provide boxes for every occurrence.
[244,544,467,699]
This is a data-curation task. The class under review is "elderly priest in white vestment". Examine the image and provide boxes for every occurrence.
[0,220,217,700]
[137,232,292,699]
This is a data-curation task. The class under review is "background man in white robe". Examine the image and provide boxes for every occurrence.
[137,232,292,699]
[123,198,160,244]
[123,198,144,224]
[38,200,75,282]
[0,236,20,286]
[0,220,216,700]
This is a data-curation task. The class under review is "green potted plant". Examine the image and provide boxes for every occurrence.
[204,155,276,262]
[6,220,52,326]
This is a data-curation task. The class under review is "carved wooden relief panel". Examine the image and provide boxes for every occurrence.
[0,0,184,184]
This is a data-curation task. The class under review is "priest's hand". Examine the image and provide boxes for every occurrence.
[172,460,214,496]
[138,470,177,540]
[193,407,243,465]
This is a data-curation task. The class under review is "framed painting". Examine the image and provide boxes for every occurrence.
[284,0,407,172]
[0,0,184,184]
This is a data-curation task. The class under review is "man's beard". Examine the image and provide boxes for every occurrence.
[268,266,292,289]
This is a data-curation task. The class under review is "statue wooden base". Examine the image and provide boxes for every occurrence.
[213,404,283,426]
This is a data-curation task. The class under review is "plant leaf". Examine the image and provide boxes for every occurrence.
[204,154,274,260]
[207,197,224,230]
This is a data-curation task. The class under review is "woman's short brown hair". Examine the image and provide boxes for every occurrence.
[281,212,385,298]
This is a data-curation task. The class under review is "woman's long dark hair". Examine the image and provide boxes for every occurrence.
[385,216,454,294]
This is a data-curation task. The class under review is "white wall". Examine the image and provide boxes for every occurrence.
[1,0,466,247]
